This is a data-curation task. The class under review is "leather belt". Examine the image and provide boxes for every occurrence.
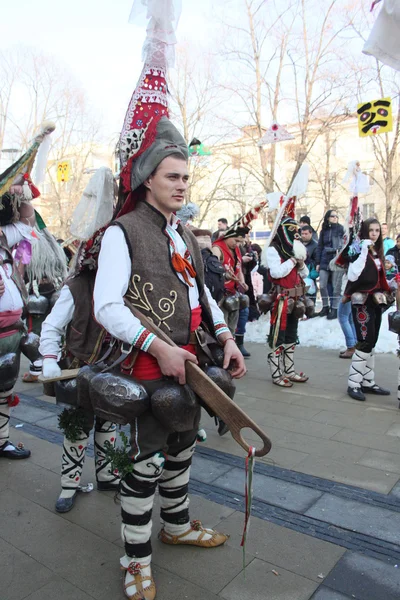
[275,284,305,298]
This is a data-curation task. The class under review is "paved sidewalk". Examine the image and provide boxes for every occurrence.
[5,344,400,599]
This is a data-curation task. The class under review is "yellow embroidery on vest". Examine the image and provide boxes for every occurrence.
[126,274,177,331]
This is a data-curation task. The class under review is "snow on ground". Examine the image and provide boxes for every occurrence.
[245,307,398,354]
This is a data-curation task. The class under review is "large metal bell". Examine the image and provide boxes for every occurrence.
[204,365,235,399]
[20,332,41,362]
[55,378,78,407]
[89,372,150,425]
[239,293,250,309]
[0,352,21,393]
[27,294,49,315]
[389,311,400,334]
[304,297,315,318]
[293,299,305,319]
[223,294,240,312]
[286,298,295,314]
[257,293,274,314]
[76,365,103,412]
[210,345,225,367]
[49,290,61,309]
[151,382,200,432]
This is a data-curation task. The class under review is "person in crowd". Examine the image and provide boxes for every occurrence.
[212,227,249,335]
[315,209,344,320]
[249,243,264,320]
[338,269,357,359]
[301,225,319,307]
[211,217,228,242]
[299,215,318,241]
[381,222,395,255]
[385,233,400,268]
[385,254,398,281]
[343,218,391,401]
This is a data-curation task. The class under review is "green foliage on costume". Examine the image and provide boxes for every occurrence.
[34,210,46,230]
[104,431,133,479]
[58,408,88,443]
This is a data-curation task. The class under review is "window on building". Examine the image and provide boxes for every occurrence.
[363,169,375,186]
[362,203,375,219]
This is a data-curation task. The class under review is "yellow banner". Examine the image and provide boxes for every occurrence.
[57,160,70,182]
[357,97,393,137]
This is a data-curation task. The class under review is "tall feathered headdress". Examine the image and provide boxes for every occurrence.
[222,201,268,239]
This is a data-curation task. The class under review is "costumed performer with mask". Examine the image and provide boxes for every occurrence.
[0,123,54,458]
[40,167,120,513]
[92,3,246,598]
[261,167,311,388]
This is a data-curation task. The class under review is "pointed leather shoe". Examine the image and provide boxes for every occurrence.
[347,386,365,401]
[361,384,391,396]
[0,442,31,459]
[55,492,77,513]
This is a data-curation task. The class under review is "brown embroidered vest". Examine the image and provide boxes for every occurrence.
[115,201,214,345]
[0,232,28,306]
[65,271,106,364]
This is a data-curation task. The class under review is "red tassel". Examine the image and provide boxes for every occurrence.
[7,394,20,407]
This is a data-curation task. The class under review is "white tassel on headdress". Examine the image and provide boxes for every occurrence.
[25,227,68,292]
[175,202,200,225]
[70,167,115,241]
[23,180,33,200]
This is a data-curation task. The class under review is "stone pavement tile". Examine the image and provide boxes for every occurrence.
[331,427,400,455]
[219,557,319,600]
[0,489,122,600]
[215,467,322,512]
[152,536,253,594]
[386,423,400,437]
[323,551,400,600]
[306,495,400,545]
[260,427,367,464]
[151,564,220,599]
[17,579,95,600]
[11,402,54,424]
[357,448,400,474]
[0,537,55,600]
[293,454,399,493]
[219,511,345,583]
[260,445,310,470]
[310,410,398,434]
[33,415,61,432]
[291,394,368,415]
[235,378,293,403]
[390,481,400,499]
[2,458,121,543]
[311,588,354,599]
[241,397,323,421]
[191,454,233,483]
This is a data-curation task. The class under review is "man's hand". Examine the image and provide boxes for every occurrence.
[42,358,62,379]
[222,339,247,379]
[149,339,198,385]
[316,265,320,272]
[0,276,5,298]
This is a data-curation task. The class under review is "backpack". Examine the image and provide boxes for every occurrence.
[201,248,225,303]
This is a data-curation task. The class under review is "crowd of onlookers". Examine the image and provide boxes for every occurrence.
[205,212,400,360]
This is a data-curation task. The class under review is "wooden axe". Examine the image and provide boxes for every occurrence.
[124,298,271,458]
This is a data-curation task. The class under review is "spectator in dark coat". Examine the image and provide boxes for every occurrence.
[299,215,318,242]
[386,234,400,268]
[315,209,344,319]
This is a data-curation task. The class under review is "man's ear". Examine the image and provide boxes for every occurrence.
[143,176,152,191]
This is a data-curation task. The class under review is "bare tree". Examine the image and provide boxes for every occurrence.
[0,47,104,237]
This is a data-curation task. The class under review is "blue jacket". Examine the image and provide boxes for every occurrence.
[316,223,344,271]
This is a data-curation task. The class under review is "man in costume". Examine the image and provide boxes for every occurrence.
[92,4,246,597]
[262,195,310,387]
[0,123,54,458]
[212,225,249,335]
[40,167,119,512]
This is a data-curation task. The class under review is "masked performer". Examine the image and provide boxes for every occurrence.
[92,4,246,597]
[0,123,54,458]
[262,191,311,388]
[40,167,119,512]
[341,218,391,401]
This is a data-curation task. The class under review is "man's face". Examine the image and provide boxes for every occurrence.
[145,156,189,216]
[381,224,388,237]
[218,221,227,231]
[301,229,312,243]
[226,236,242,250]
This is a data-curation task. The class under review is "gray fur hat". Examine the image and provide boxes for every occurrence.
[130,117,188,191]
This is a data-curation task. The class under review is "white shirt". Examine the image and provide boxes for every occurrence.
[265,246,309,280]
[39,285,75,358]
[0,222,33,313]
[94,221,228,349]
